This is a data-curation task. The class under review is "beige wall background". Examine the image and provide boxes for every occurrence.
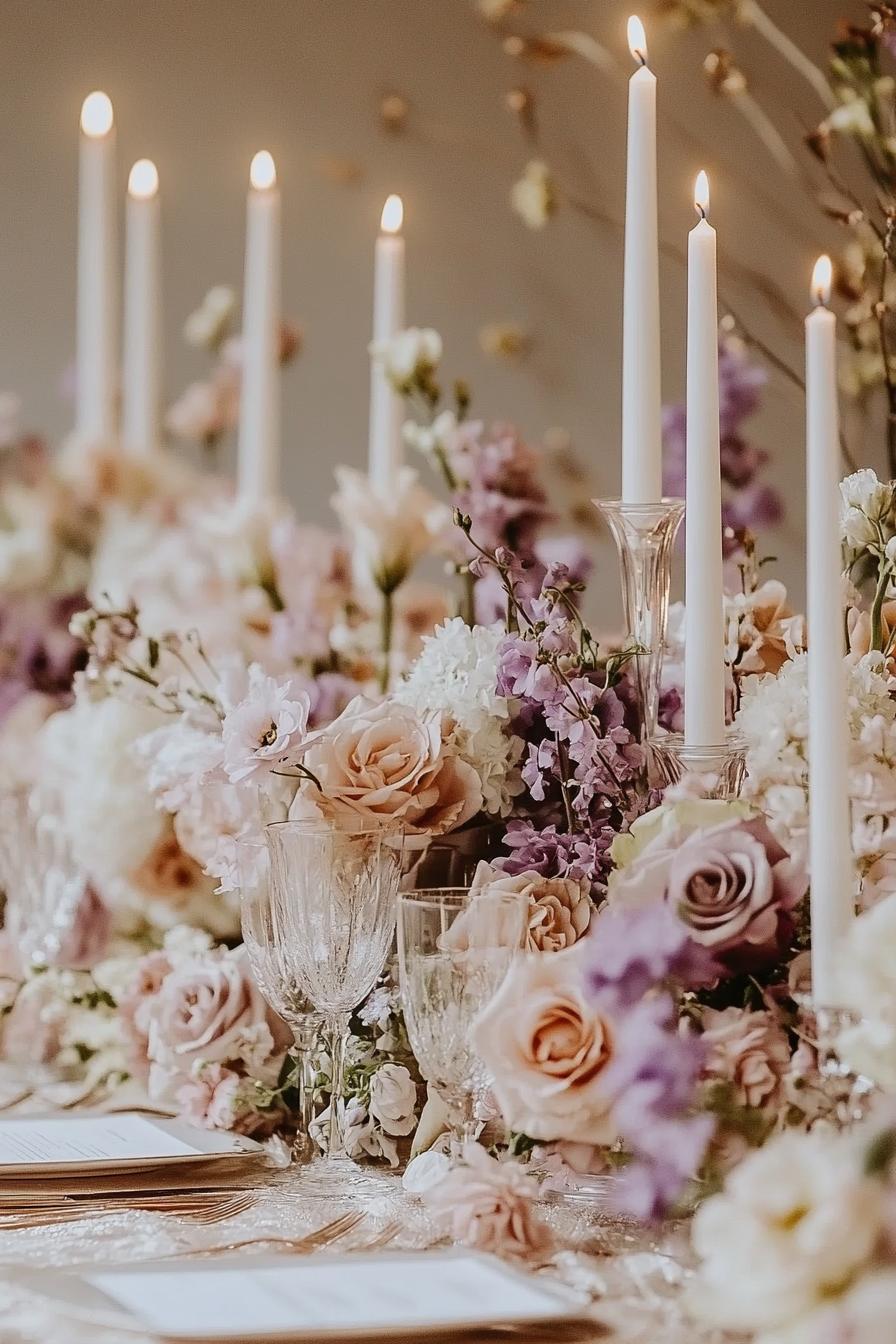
[0,0,870,621]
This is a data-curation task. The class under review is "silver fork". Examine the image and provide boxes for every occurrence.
[174,1209,366,1259]
[0,1191,258,1230]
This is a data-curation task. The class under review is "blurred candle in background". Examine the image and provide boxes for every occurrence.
[368,193,406,491]
[805,253,853,1004]
[77,91,117,444]
[122,158,161,456]
[684,171,726,749]
[621,16,662,503]
[238,150,281,503]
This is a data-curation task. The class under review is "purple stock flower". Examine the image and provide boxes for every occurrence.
[585,901,719,1010]
[662,336,782,554]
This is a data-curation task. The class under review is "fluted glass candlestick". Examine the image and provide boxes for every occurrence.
[650,730,747,799]
[594,498,685,741]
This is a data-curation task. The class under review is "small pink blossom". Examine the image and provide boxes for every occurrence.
[221,665,311,784]
[177,1063,244,1130]
[422,1144,555,1261]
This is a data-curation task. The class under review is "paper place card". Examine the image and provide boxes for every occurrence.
[86,1251,581,1338]
[0,1115,205,1167]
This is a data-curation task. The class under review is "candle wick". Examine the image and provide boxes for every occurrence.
[634,49,647,68]
[696,204,707,222]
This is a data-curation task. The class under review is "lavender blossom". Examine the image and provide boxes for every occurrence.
[586,901,719,1009]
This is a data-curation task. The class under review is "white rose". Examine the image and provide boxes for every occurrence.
[368,1062,417,1136]
[402,1149,452,1194]
[690,1130,884,1333]
[756,1272,896,1344]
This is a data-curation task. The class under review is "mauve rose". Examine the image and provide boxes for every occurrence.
[292,695,481,836]
[422,1143,554,1261]
[612,817,806,968]
[54,883,111,971]
[119,950,173,1077]
[470,860,591,952]
[701,1007,791,1110]
[143,946,291,1102]
[472,948,618,1145]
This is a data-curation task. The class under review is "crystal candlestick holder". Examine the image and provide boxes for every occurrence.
[593,498,685,742]
[795,999,878,1129]
[650,730,748,798]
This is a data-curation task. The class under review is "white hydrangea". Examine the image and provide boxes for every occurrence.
[736,652,896,868]
[395,617,524,816]
[38,695,167,887]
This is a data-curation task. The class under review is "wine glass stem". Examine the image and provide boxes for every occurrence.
[290,1017,321,1164]
[327,1012,352,1158]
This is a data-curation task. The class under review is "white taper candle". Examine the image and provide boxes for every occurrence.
[684,171,726,748]
[122,159,161,456]
[368,194,406,492]
[621,16,662,503]
[806,254,853,1004]
[77,91,117,443]
[237,150,281,503]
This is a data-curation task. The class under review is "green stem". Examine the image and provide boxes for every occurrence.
[379,586,395,694]
[870,561,891,653]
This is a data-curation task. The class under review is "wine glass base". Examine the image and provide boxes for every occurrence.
[292,1155,398,1198]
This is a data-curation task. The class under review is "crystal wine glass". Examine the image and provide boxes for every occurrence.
[397,887,528,1149]
[236,838,323,1164]
[0,783,86,971]
[265,819,404,1175]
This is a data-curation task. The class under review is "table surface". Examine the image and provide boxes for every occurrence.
[0,1069,741,1344]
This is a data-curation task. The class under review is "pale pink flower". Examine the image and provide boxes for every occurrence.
[294,695,481,836]
[165,380,226,443]
[142,945,290,1102]
[331,465,451,591]
[222,665,311,784]
[177,1062,244,1130]
[423,1143,554,1261]
[700,1006,791,1110]
[472,948,618,1145]
[470,860,591,952]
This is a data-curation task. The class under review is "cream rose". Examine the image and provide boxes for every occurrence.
[470,861,591,952]
[472,948,617,1145]
[293,695,482,836]
[368,1062,418,1137]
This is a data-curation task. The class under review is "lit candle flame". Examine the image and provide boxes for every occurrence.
[627,15,647,66]
[812,254,833,307]
[694,170,710,220]
[80,91,114,138]
[380,193,403,235]
[128,158,159,201]
[250,150,277,191]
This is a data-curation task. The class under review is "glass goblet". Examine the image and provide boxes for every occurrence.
[0,783,86,971]
[265,819,404,1174]
[236,838,323,1164]
[397,887,528,1149]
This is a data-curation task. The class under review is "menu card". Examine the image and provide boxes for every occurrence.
[0,1115,205,1167]
[86,1251,581,1337]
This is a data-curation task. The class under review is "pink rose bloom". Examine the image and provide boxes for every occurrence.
[143,946,291,1103]
[119,949,174,1077]
[177,1063,244,1130]
[1,976,63,1065]
[612,817,806,968]
[294,695,482,836]
[470,861,591,952]
[54,883,111,971]
[472,948,618,1145]
[701,1007,792,1110]
[422,1143,554,1261]
[222,666,311,785]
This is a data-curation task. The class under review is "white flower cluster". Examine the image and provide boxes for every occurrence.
[395,618,524,816]
[690,1126,891,1343]
[369,327,441,394]
[836,892,896,1091]
[736,653,896,877]
[839,467,896,564]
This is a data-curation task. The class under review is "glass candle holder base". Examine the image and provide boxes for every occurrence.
[649,731,747,798]
[795,999,878,1129]
[593,497,685,742]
